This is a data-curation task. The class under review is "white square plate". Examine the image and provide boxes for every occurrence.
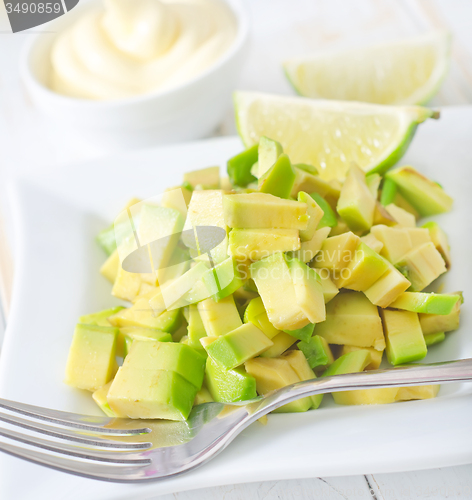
[1,108,472,500]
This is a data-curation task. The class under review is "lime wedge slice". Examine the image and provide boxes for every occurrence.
[234,91,438,181]
[284,31,451,106]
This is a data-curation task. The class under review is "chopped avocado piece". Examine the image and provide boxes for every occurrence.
[293,163,318,175]
[396,242,446,291]
[380,177,397,206]
[205,357,257,402]
[389,292,461,315]
[315,271,339,303]
[424,331,446,346]
[365,173,381,199]
[395,384,440,401]
[108,367,197,420]
[183,190,228,265]
[100,249,120,284]
[360,233,384,254]
[183,166,220,190]
[339,345,383,370]
[122,340,205,388]
[419,293,462,334]
[112,267,143,302]
[244,357,312,413]
[288,226,330,263]
[380,309,427,366]
[250,161,259,178]
[223,193,308,230]
[286,257,326,324]
[201,257,245,301]
[334,242,390,291]
[373,201,397,227]
[96,226,118,256]
[385,203,416,228]
[250,253,309,331]
[259,331,297,357]
[203,323,273,370]
[386,166,453,216]
[117,327,172,358]
[92,381,119,417]
[312,232,360,271]
[290,167,340,209]
[280,350,323,409]
[198,295,242,336]
[329,218,350,236]
[161,186,192,214]
[258,154,296,199]
[371,225,414,264]
[194,385,214,405]
[297,192,324,241]
[64,324,118,392]
[298,335,334,370]
[79,307,125,327]
[315,292,385,351]
[108,301,181,332]
[187,305,207,351]
[244,297,280,339]
[364,264,411,308]
[227,144,258,187]
[333,386,399,405]
[229,228,300,260]
[258,136,284,178]
[310,193,337,229]
[405,227,431,247]
[337,164,375,232]
[284,322,315,342]
[422,221,451,268]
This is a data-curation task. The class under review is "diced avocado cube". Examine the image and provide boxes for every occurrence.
[337,164,375,232]
[405,227,431,247]
[194,385,214,405]
[315,292,385,351]
[373,201,397,227]
[290,167,340,209]
[117,327,172,358]
[389,292,461,315]
[244,297,280,339]
[123,340,205,389]
[310,193,338,229]
[334,242,390,291]
[298,335,334,370]
[79,307,125,327]
[197,295,242,336]
[365,173,381,198]
[258,154,296,199]
[424,332,446,346]
[183,166,220,190]
[100,249,120,284]
[370,225,413,264]
[108,367,197,420]
[201,257,245,301]
[112,267,142,302]
[419,293,462,334]
[205,357,257,402]
[395,385,440,401]
[384,203,416,228]
[380,309,427,366]
[339,345,383,370]
[250,253,309,331]
[187,305,207,351]
[280,350,322,409]
[161,186,192,214]
[422,221,451,268]
[315,271,339,303]
[92,381,119,417]
[223,193,309,230]
[284,323,315,342]
[396,242,446,291]
[108,302,182,332]
[288,226,331,263]
[96,226,118,256]
[297,192,324,241]
[259,331,297,358]
[64,324,119,392]
[244,357,312,413]
[360,233,384,254]
[312,232,360,271]
[227,144,258,187]
[380,177,397,206]
[229,228,300,260]
[203,323,273,370]
[364,264,411,308]
[386,166,453,216]
[258,136,284,178]
[286,257,326,324]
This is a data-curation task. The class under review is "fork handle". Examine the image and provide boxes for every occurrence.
[254,358,472,416]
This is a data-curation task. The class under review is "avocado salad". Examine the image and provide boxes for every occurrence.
[64,135,462,421]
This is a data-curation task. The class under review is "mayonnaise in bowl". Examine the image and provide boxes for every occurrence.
[50,0,238,100]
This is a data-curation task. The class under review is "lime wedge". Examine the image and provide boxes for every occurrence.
[284,31,451,106]
[234,91,438,181]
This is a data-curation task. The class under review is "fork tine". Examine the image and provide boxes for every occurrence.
[0,398,149,435]
[0,427,151,464]
[0,411,151,449]
[0,440,151,483]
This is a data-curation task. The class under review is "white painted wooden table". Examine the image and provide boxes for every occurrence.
[1,1,472,498]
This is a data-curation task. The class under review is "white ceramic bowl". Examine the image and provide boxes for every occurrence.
[20,0,249,149]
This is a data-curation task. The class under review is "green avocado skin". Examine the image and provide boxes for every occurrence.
[227,144,258,187]
[258,154,296,199]
[299,335,332,370]
[205,358,257,403]
[310,193,338,228]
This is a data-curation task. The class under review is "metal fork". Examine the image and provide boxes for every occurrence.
[0,358,471,483]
